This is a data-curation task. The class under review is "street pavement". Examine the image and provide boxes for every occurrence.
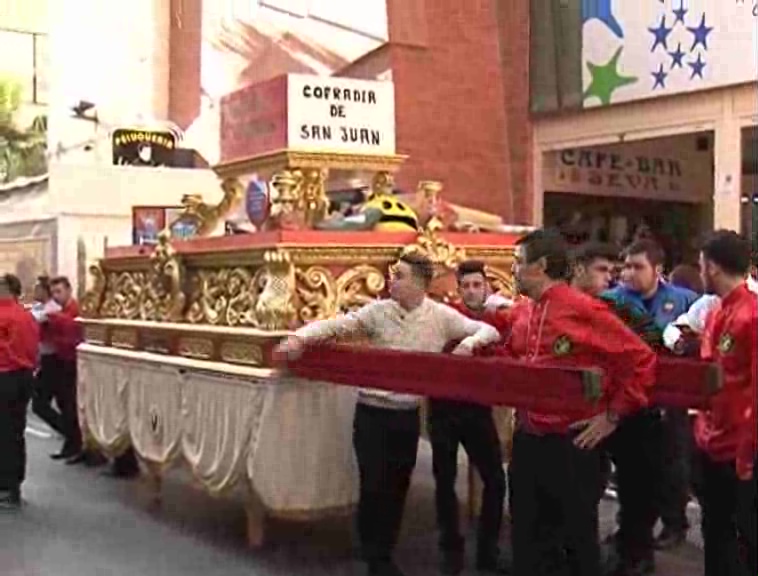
[0,417,704,576]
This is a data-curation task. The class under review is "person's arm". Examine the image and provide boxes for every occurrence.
[295,301,380,344]
[585,302,657,418]
[437,304,501,354]
[663,295,719,352]
[736,308,757,480]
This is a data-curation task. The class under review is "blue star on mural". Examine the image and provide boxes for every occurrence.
[689,53,707,79]
[652,64,668,89]
[669,43,686,68]
[687,14,713,51]
[582,0,624,38]
[649,15,673,53]
[673,0,688,25]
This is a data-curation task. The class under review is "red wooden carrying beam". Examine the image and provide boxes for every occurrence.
[288,346,721,412]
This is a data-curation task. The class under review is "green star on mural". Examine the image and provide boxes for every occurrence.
[583,46,637,106]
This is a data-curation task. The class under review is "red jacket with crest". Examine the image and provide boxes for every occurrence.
[696,283,757,478]
[0,297,39,372]
[45,298,83,362]
[504,284,656,435]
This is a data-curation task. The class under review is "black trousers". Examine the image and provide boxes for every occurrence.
[0,370,33,492]
[31,354,66,437]
[54,357,81,452]
[736,455,756,575]
[692,450,755,576]
[657,408,692,533]
[428,400,505,561]
[509,429,606,576]
[605,410,661,565]
[353,403,420,567]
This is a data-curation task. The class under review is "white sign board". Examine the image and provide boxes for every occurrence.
[286,74,396,155]
[583,0,757,107]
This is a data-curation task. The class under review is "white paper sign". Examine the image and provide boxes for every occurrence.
[287,74,396,155]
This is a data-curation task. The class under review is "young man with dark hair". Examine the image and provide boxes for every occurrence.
[45,276,85,463]
[695,230,756,576]
[571,243,662,349]
[429,260,509,575]
[29,277,64,438]
[603,239,699,574]
[276,252,500,576]
[506,230,656,576]
[0,273,39,509]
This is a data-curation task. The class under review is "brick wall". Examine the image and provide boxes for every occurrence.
[382,0,532,223]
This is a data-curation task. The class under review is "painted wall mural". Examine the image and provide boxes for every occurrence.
[201,0,388,100]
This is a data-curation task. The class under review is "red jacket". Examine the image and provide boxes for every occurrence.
[696,283,757,475]
[0,297,39,372]
[443,300,510,356]
[45,298,83,362]
[505,284,656,435]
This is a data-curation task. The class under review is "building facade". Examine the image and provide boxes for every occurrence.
[529,0,757,261]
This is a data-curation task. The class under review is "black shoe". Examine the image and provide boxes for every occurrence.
[0,490,22,510]
[654,527,686,551]
[440,549,465,575]
[50,449,78,460]
[64,452,87,466]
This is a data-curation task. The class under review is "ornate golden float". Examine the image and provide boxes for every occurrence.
[78,151,526,547]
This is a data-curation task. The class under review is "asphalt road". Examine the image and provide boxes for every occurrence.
[0,417,704,576]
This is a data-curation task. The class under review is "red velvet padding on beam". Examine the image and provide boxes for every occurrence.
[290,345,602,417]
[289,346,722,412]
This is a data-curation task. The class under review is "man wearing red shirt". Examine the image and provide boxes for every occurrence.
[0,273,40,509]
[430,260,510,575]
[506,230,656,576]
[45,276,84,463]
[694,230,756,576]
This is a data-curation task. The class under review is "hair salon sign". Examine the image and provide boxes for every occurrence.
[547,145,712,204]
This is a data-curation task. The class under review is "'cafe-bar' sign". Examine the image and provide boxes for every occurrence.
[549,147,709,203]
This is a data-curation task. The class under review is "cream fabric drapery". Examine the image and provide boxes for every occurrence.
[77,346,359,516]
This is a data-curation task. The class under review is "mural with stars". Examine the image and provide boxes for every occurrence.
[582,0,756,107]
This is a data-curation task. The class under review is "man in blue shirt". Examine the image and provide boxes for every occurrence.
[602,239,698,576]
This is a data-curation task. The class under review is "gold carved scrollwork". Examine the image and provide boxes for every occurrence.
[143,232,186,322]
[254,250,296,331]
[296,266,336,323]
[101,271,146,319]
[80,263,107,318]
[295,264,386,322]
[185,267,260,326]
[400,220,467,274]
[485,266,515,298]
[335,265,385,313]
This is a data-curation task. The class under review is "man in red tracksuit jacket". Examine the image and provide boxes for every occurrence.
[45,276,84,463]
[505,230,656,576]
[429,260,511,575]
[694,230,756,576]
[0,273,40,509]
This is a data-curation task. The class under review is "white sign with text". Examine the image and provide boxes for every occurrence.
[287,74,396,155]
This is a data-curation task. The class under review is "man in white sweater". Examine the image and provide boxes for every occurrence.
[277,252,500,576]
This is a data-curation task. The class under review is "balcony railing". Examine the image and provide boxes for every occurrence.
[0,27,48,105]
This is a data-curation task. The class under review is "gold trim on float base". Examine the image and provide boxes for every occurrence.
[213,149,408,179]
